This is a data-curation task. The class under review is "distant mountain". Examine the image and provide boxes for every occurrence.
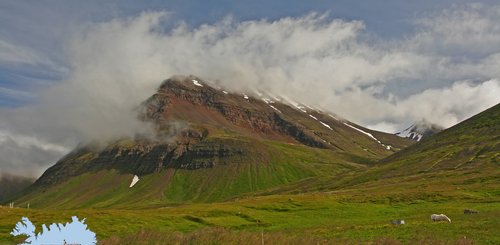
[333,103,500,195]
[383,103,499,175]
[0,173,35,203]
[14,75,413,208]
[395,120,443,141]
[218,103,500,197]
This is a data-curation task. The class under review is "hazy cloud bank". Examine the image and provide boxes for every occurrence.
[1,4,500,176]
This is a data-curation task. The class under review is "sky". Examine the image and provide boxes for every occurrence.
[1,1,500,177]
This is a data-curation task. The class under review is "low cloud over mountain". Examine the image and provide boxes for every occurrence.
[0,4,499,176]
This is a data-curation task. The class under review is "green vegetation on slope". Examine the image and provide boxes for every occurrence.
[258,103,500,197]
[0,174,34,203]
[13,139,363,209]
[339,103,500,190]
[379,103,499,174]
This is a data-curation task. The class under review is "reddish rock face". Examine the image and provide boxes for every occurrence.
[140,75,332,148]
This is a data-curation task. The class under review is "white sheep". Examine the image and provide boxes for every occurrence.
[431,214,451,223]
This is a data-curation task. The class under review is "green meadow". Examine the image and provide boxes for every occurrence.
[2,192,499,244]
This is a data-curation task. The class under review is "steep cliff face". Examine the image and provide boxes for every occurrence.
[141,76,331,148]
[35,137,247,187]
[23,75,414,207]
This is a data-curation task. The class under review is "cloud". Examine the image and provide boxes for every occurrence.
[412,4,500,58]
[1,4,500,176]
[397,80,500,126]
[364,80,500,131]
[0,87,35,100]
[0,39,66,74]
[0,38,69,106]
[0,40,47,65]
[0,130,69,177]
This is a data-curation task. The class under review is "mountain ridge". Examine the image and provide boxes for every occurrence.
[334,102,500,195]
[232,102,500,199]
[12,75,413,208]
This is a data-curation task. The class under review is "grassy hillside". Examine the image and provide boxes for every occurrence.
[2,194,499,244]
[0,174,34,203]
[379,103,499,174]
[242,103,500,199]
[13,139,363,209]
[339,103,499,189]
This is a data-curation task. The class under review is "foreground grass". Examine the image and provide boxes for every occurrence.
[1,193,499,244]
[100,228,475,245]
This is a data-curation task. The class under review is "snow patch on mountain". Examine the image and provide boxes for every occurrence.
[396,121,443,141]
[343,122,392,150]
[343,123,380,143]
[329,115,339,120]
[263,98,274,104]
[269,105,281,113]
[192,79,203,87]
[320,121,333,130]
[295,105,307,113]
[129,175,139,187]
[309,115,318,120]
[304,104,315,110]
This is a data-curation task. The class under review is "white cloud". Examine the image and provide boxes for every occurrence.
[0,40,44,65]
[0,40,64,73]
[0,130,69,177]
[0,130,69,153]
[1,4,500,176]
[0,87,35,100]
[397,80,500,127]
[412,4,500,57]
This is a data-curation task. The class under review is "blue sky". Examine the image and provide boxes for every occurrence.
[0,1,499,177]
[0,0,490,106]
[1,0,498,103]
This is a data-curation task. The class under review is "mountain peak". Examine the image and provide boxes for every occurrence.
[395,120,443,141]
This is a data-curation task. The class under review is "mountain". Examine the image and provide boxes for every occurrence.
[248,103,500,199]
[13,75,413,208]
[330,102,500,197]
[0,173,35,203]
[382,103,499,174]
[395,120,443,141]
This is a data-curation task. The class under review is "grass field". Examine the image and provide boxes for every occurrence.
[2,192,499,244]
